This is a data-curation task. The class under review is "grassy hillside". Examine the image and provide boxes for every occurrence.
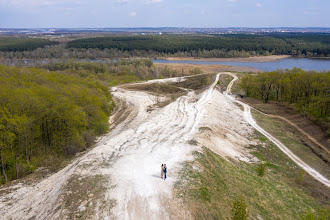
[177,146,329,219]
[177,122,329,219]
[176,72,329,219]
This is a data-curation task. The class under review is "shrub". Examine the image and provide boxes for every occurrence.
[231,196,249,220]
[188,139,198,146]
[256,162,266,177]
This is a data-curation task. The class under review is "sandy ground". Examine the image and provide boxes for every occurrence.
[0,74,257,220]
[164,55,290,63]
[0,71,328,219]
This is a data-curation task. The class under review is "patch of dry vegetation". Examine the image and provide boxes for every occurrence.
[124,83,186,95]
[173,74,216,91]
[217,74,234,92]
[55,174,114,219]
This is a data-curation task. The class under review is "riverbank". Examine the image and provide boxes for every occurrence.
[163,55,291,63]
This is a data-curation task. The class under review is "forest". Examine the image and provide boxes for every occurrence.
[0,33,329,60]
[0,65,115,183]
[0,59,192,183]
[238,68,330,132]
[0,37,58,52]
[66,34,330,57]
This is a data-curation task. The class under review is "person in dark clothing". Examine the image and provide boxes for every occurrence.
[163,164,167,180]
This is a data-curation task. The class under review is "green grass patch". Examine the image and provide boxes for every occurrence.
[251,109,330,180]
[176,147,326,220]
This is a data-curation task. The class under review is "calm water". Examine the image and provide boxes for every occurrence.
[152,58,330,72]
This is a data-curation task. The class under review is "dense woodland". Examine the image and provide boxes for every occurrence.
[0,37,57,52]
[238,68,330,132]
[0,33,329,60]
[0,65,115,183]
[0,59,191,183]
[66,34,330,57]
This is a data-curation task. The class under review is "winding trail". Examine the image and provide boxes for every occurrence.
[0,72,328,220]
[0,74,222,220]
[105,74,221,219]
[237,99,330,155]
[222,72,330,187]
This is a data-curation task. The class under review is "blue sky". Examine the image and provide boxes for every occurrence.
[0,0,329,28]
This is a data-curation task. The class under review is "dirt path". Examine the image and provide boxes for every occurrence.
[104,75,222,219]
[245,107,330,155]
[2,74,246,220]
[222,72,330,187]
[1,72,328,220]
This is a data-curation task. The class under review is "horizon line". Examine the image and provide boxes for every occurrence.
[1,27,330,29]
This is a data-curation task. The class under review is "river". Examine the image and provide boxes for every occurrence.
[19,57,330,72]
[152,58,330,72]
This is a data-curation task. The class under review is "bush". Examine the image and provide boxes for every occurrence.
[256,162,266,177]
[231,196,249,220]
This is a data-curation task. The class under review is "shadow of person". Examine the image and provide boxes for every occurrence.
[151,174,162,179]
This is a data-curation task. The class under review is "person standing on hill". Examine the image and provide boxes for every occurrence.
[163,164,167,180]
[161,164,164,179]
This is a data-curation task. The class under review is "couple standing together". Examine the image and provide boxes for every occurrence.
[161,164,167,180]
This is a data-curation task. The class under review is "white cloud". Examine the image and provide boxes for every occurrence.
[256,2,262,7]
[116,0,129,4]
[145,0,163,4]
[130,11,137,16]
[0,0,84,8]
[227,0,237,2]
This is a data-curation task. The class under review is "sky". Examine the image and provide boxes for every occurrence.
[0,0,329,28]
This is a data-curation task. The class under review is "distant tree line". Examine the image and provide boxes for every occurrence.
[66,34,330,57]
[0,37,58,52]
[0,33,329,60]
[239,68,330,125]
